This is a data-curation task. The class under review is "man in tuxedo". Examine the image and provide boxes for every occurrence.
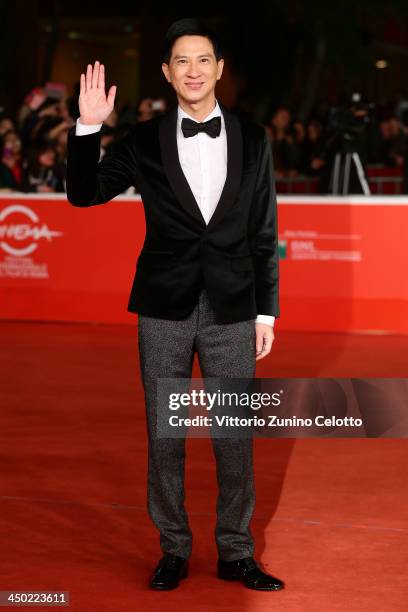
[66,18,283,592]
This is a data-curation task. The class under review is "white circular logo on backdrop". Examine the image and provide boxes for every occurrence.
[0,204,63,257]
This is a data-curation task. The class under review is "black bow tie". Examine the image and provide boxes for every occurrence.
[181,116,221,138]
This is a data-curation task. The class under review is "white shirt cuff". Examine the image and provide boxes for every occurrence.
[256,314,275,326]
[75,117,103,136]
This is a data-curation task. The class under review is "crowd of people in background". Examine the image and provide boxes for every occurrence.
[266,100,408,182]
[1,85,408,194]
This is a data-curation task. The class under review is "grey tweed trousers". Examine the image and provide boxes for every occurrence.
[137,288,256,561]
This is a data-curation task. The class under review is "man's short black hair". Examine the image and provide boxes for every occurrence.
[163,18,223,64]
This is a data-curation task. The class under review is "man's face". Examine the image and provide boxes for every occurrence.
[162,35,224,105]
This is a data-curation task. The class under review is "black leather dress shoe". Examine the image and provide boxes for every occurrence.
[217,557,285,591]
[149,553,189,590]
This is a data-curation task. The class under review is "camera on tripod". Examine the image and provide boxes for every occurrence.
[326,92,375,195]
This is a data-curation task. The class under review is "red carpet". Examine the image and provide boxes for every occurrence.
[1,321,407,611]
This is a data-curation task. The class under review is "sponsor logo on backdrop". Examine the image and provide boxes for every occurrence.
[280,229,362,261]
[0,204,63,279]
[278,240,287,260]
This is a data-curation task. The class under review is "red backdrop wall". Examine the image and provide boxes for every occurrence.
[1,194,407,333]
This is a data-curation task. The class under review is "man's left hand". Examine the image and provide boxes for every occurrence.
[255,322,275,361]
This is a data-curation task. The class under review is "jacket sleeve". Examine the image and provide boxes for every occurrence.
[65,125,138,206]
[248,129,280,318]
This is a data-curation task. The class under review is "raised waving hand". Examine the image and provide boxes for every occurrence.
[79,60,116,125]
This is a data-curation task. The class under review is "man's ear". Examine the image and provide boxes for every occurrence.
[216,58,224,81]
[162,63,171,83]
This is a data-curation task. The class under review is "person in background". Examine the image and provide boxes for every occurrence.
[21,98,62,148]
[378,116,406,168]
[303,119,326,176]
[292,120,307,172]
[21,143,65,193]
[137,97,167,122]
[0,129,24,190]
[99,125,116,159]
[0,116,15,137]
[53,127,69,164]
[53,128,69,192]
[267,106,302,177]
[43,117,73,146]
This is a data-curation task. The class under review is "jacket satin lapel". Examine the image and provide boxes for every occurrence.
[207,102,243,230]
[158,101,243,230]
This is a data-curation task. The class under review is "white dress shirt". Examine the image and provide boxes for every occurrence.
[176,101,227,225]
[75,107,275,326]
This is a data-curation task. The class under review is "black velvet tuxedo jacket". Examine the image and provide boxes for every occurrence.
[66,102,279,324]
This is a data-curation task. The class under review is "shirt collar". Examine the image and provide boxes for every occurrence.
[177,99,221,124]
